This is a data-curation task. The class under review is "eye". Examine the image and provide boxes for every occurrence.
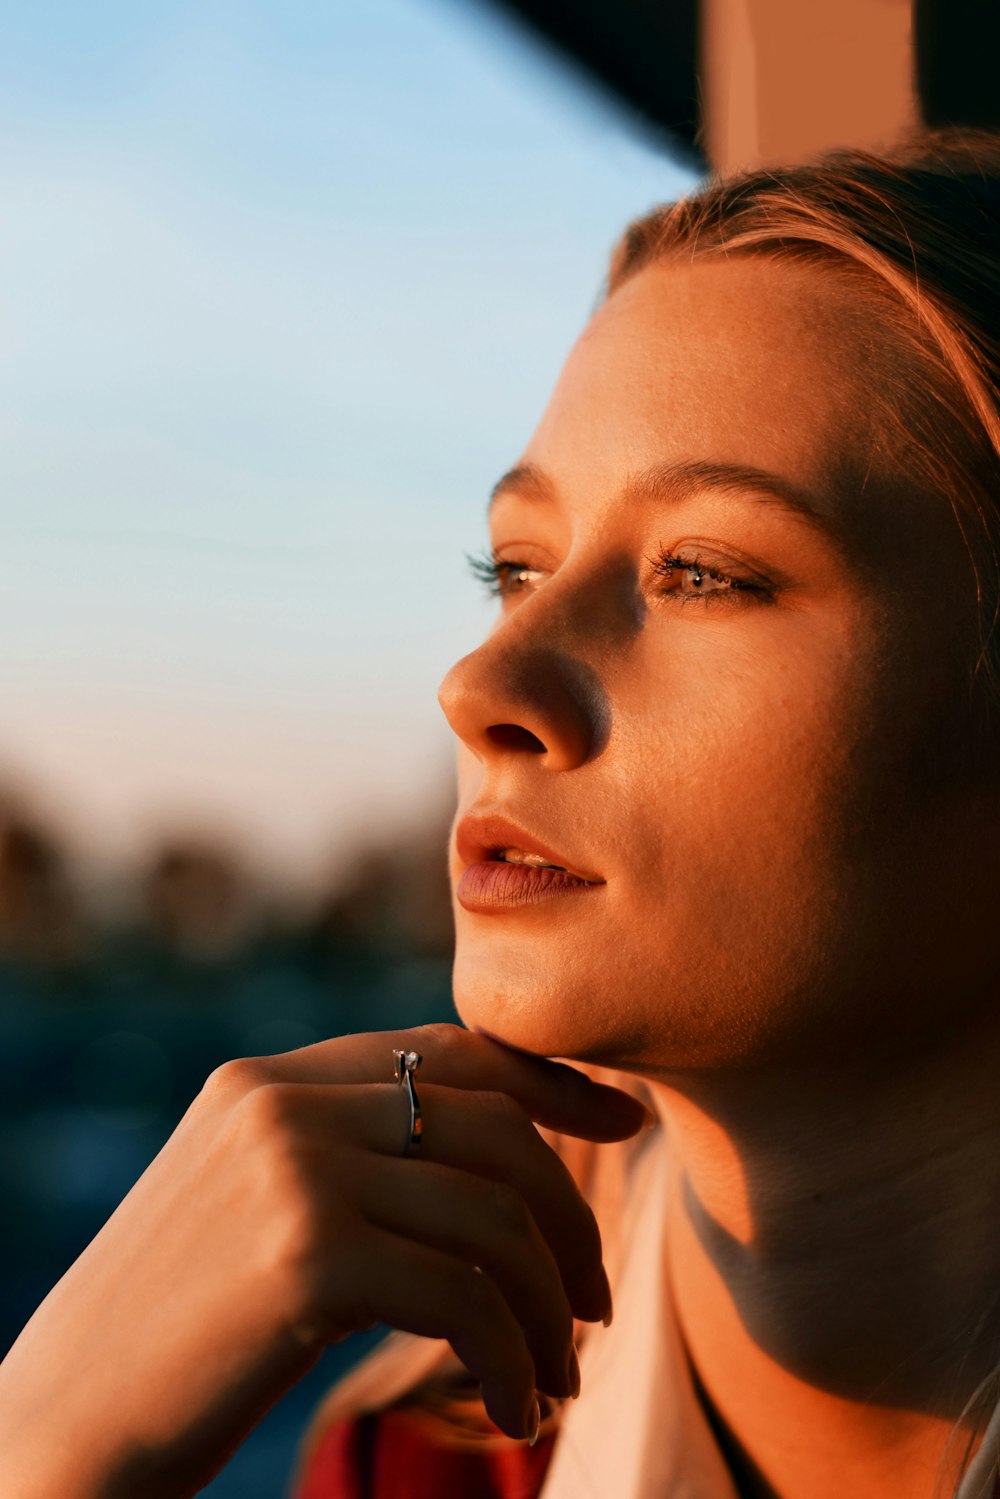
[466,550,545,599]
[650,549,769,603]
[666,561,734,596]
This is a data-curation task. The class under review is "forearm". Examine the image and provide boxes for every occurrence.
[0,1428,184,1499]
[0,1313,198,1499]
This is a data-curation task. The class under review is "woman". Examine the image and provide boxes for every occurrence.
[3,125,1000,1499]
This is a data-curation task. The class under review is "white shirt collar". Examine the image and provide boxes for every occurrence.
[542,1128,739,1499]
[542,1127,999,1499]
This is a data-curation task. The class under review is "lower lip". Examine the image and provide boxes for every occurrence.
[457,860,600,913]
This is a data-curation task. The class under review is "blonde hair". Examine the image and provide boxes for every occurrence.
[296,127,1000,1495]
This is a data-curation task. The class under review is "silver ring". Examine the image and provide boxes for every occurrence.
[392,1048,423,1155]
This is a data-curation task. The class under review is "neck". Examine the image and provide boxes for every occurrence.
[648,1021,1000,1499]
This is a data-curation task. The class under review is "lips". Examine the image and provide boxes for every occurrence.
[455,813,604,914]
[455,814,602,884]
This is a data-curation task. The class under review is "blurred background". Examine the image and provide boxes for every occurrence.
[0,1,696,1493]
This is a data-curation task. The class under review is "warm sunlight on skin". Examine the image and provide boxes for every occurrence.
[440,256,998,1075]
[438,256,1000,1499]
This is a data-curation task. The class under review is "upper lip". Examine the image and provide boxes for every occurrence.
[455,812,604,884]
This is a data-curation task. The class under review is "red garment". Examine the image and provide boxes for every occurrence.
[296,1410,1000,1499]
[295,1410,555,1499]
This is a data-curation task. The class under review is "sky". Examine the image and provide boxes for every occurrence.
[0,0,699,885]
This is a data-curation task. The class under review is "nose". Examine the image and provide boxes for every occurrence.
[438,637,607,771]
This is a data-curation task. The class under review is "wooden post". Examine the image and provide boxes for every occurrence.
[701,0,916,174]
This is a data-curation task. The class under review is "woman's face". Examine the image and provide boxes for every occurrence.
[438,256,1000,1074]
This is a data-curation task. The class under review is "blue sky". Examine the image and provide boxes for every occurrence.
[0,0,699,881]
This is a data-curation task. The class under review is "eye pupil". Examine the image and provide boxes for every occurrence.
[690,568,703,588]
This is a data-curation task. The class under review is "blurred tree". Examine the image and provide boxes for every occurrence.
[303,815,453,971]
[142,838,258,967]
[0,800,86,973]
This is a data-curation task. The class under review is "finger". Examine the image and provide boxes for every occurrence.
[318,1225,537,1439]
[415,1086,611,1325]
[267,1079,612,1325]
[350,1153,575,1398]
[265,1022,651,1142]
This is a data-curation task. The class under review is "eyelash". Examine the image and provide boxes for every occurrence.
[467,548,766,603]
[466,551,537,597]
[647,549,756,600]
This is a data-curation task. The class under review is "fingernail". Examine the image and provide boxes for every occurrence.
[527,1396,541,1447]
[568,1346,581,1399]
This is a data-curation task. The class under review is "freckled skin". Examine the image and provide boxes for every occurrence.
[439,257,1000,1075]
[438,254,1000,1499]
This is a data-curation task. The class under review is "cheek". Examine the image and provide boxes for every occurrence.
[622,626,870,860]
[448,610,982,1069]
[626,675,860,956]
[613,636,900,1057]
[615,616,986,1052]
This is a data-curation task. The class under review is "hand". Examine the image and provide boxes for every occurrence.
[0,1023,648,1499]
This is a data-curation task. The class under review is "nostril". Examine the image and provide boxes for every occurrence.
[486,723,546,754]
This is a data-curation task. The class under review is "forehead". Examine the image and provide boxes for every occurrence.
[524,255,884,519]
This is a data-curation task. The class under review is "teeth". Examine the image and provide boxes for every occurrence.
[501,848,564,870]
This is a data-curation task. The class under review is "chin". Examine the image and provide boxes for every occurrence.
[452,945,588,1059]
[451,927,839,1076]
[451,936,649,1066]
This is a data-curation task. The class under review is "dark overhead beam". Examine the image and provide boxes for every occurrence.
[486,0,706,171]
[915,0,1000,131]
[487,1,1000,174]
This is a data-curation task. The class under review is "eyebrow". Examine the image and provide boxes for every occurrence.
[488,458,836,540]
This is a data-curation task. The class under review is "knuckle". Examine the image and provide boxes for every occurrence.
[490,1181,530,1239]
[413,1021,468,1054]
[233,1097,331,1264]
[258,1157,363,1323]
[463,1262,506,1326]
[238,1080,299,1139]
[202,1055,271,1102]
